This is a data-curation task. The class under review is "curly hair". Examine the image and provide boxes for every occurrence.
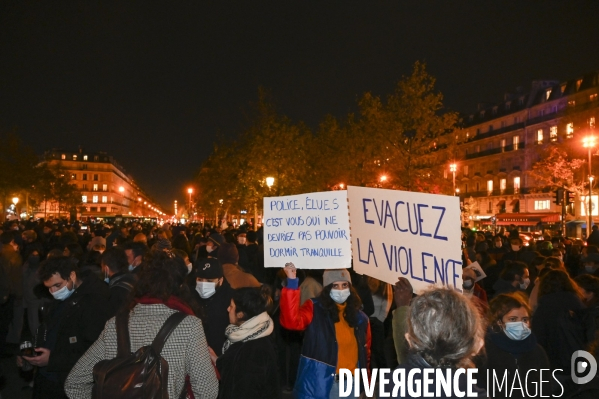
[232,285,273,322]
[538,269,582,299]
[487,292,531,331]
[407,288,484,369]
[38,256,78,282]
[318,284,362,328]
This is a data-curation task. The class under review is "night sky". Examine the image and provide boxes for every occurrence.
[2,1,599,209]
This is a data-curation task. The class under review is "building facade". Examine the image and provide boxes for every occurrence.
[448,71,599,236]
[37,149,164,221]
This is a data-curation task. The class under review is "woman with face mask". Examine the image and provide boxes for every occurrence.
[280,264,371,399]
[478,293,550,398]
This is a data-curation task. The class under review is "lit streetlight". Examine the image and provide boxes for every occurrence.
[380,175,387,182]
[584,136,596,237]
[339,183,345,189]
[188,188,193,221]
[450,163,457,196]
[266,177,275,189]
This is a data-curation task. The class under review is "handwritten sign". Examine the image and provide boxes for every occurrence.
[263,191,351,269]
[347,186,463,294]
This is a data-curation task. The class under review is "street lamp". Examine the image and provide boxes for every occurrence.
[584,136,596,237]
[187,188,193,221]
[118,187,125,215]
[266,177,275,190]
[339,183,345,189]
[450,163,457,196]
[380,175,387,183]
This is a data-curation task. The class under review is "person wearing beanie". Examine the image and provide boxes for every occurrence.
[218,243,260,289]
[191,257,233,356]
[280,265,371,399]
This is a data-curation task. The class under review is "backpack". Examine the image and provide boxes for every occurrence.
[91,310,187,399]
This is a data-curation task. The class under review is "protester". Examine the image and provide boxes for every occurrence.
[65,250,219,399]
[280,265,370,399]
[366,276,393,369]
[214,286,279,399]
[101,247,136,317]
[123,241,147,275]
[22,256,110,398]
[478,292,550,397]
[386,286,486,398]
[192,257,234,356]
[492,260,530,297]
[218,242,261,289]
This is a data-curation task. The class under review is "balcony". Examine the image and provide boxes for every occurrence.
[465,141,526,160]
[465,122,525,143]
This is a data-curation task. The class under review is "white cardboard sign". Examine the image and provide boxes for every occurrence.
[263,191,351,269]
[465,261,486,282]
[347,186,463,294]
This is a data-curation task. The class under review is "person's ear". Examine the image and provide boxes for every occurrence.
[236,311,245,321]
[404,333,413,348]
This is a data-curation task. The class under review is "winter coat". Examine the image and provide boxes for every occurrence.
[36,275,110,385]
[280,278,371,399]
[0,245,23,298]
[479,330,550,398]
[192,280,233,356]
[532,291,586,374]
[107,271,137,317]
[216,335,281,399]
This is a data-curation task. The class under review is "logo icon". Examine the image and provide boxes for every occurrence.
[203,263,211,270]
[571,350,597,384]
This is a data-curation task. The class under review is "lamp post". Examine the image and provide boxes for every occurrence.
[188,188,193,221]
[583,136,596,237]
[118,186,125,216]
[450,163,457,196]
[266,177,275,190]
[12,197,19,219]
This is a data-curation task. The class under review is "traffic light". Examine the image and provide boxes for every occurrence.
[567,191,576,204]
[555,188,564,205]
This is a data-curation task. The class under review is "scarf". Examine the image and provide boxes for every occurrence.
[222,311,273,353]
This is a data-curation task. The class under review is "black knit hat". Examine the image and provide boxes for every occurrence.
[194,258,223,279]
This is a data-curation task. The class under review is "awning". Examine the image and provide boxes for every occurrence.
[510,199,519,206]
[496,200,506,207]
[494,212,561,226]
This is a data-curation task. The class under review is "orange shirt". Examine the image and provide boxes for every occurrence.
[335,303,358,373]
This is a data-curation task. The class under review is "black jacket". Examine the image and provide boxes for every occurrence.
[383,353,488,398]
[216,335,280,399]
[479,330,550,398]
[532,291,586,373]
[37,275,110,385]
[192,280,233,356]
[107,271,137,317]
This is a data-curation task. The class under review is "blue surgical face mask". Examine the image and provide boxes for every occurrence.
[128,264,134,272]
[52,280,75,301]
[503,321,531,341]
[330,288,350,304]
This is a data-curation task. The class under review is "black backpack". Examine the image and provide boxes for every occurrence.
[92,310,187,399]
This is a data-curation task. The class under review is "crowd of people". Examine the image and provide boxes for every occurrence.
[1,218,599,398]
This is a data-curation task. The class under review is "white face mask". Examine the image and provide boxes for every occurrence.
[52,280,75,301]
[511,244,520,251]
[330,288,351,304]
[503,321,532,341]
[206,245,215,253]
[196,281,216,299]
[237,237,246,245]
[520,277,530,290]
[495,242,502,248]
[186,263,193,274]
[463,279,474,291]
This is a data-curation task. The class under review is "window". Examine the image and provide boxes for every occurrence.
[492,107,498,115]
[476,128,480,135]
[550,126,558,141]
[83,155,88,161]
[489,125,494,132]
[501,121,506,128]
[546,88,552,100]
[465,184,468,193]
[464,165,469,176]
[591,94,598,102]
[591,117,596,128]
[568,100,576,107]
[506,102,511,110]
[514,116,519,124]
[92,196,98,203]
[500,179,506,192]
[102,184,108,192]
[90,207,97,212]
[61,154,66,160]
[487,180,493,194]
[534,200,551,210]
[488,201,492,213]
[514,177,521,193]
[94,156,99,161]
[72,155,77,160]
[82,164,87,170]
[537,129,544,144]
[82,183,87,190]
[93,174,99,181]
[100,207,107,213]
[93,184,98,191]
[476,182,480,192]
[444,169,448,179]
[466,132,470,139]
[101,196,108,203]
[501,139,506,150]
[560,84,567,93]
[82,173,87,181]
[576,79,583,91]
[71,173,77,180]
[82,195,87,203]
[567,123,574,138]
[475,145,481,153]
[513,136,520,149]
